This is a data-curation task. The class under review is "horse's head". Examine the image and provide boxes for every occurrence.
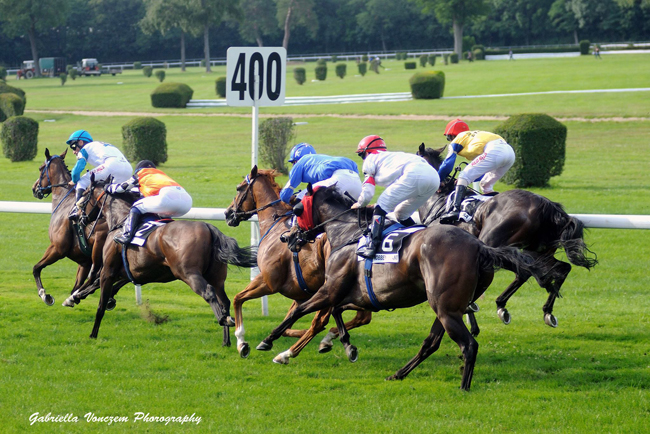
[416,143,445,171]
[32,148,70,199]
[83,174,134,225]
[225,165,285,227]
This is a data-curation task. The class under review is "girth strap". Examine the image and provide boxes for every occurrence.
[292,252,313,294]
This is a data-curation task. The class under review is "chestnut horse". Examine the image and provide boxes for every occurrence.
[260,185,534,390]
[84,177,257,342]
[416,144,597,328]
[31,148,108,306]
[224,166,372,361]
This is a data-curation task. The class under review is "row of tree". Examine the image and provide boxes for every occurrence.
[1,0,648,75]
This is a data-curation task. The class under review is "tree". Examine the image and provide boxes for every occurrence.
[141,0,195,71]
[237,0,278,46]
[356,0,421,52]
[415,0,489,55]
[276,0,318,52]
[193,0,241,72]
[0,0,69,77]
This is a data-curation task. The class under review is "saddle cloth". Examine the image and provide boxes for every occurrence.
[130,216,173,247]
[357,223,426,263]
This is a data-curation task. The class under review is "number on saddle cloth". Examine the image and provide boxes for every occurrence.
[129,215,173,247]
[357,223,426,264]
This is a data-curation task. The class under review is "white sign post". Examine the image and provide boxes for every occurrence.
[227,47,286,316]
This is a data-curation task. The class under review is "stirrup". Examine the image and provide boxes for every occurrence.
[440,211,459,224]
[114,234,131,245]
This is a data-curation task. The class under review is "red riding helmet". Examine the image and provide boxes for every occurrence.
[356,135,387,156]
[443,119,469,136]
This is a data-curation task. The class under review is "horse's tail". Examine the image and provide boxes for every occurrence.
[478,244,534,277]
[206,224,258,268]
[544,200,598,270]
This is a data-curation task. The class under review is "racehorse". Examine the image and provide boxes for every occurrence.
[224,166,372,360]
[31,148,108,306]
[259,185,534,390]
[83,176,258,342]
[416,143,598,327]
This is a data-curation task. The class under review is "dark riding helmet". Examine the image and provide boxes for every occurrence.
[135,160,156,172]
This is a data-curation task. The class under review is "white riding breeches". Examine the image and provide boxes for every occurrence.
[133,186,193,217]
[76,158,133,191]
[377,163,440,221]
[459,139,515,193]
[296,169,362,200]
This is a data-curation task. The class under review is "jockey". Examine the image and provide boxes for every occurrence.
[280,142,362,204]
[437,119,516,224]
[66,130,133,220]
[352,135,440,259]
[107,160,193,245]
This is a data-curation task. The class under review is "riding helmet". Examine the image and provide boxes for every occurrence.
[443,119,469,137]
[356,135,387,156]
[135,160,156,172]
[66,130,93,146]
[288,143,316,163]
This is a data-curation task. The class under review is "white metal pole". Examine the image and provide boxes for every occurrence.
[135,284,142,305]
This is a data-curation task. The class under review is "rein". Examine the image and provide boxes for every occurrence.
[231,173,282,220]
[36,155,72,199]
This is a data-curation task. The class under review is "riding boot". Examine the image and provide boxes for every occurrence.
[114,208,142,245]
[68,189,84,220]
[399,217,416,227]
[358,208,386,259]
[440,184,467,224]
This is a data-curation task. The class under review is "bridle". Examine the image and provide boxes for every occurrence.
[35,155,71,199]
[229,173,282,222]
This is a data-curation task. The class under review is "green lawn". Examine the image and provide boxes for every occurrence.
[1,54,649,433]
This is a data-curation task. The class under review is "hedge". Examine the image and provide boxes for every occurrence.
[133,61,142,70]
[0,93,25,122]
[0,82,26,105]
[0,66,6,81]
[494,113,566,187]
[419,55,428,67]
[150,83,194,108]
[579,40,590,55]
[358,62,367,76]
[59,73,67,86]
[143,66,153,77]
[404,61,417,70]
[335,63,346,79]
[315,65,327,81]
[1,116,38,162]
[409,71,445,99]
[428,54,436,66]
[443,53,449,65]
[450,53,459,64]
[293,68,306,85]
[215,76,227,96]
[154,70,165,82]
[122,117,168,165]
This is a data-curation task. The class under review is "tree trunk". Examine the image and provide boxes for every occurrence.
[204,24,211,73]
[254,25,263,47]
[180,31,186,72]
[573,28,579,45]
[27,23,41,77]
[282,1,294,51]
[381,31,387,52]
[453,20,463,55]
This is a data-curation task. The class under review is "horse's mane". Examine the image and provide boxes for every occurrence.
[317,186,373,221]
[256,168,284,194]
[43,154,72,178]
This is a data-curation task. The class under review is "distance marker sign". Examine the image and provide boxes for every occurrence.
[226,47,287,107]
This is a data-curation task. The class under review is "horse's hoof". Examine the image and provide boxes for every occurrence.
[544,313,558,328]
[497,308,511,325]
[62,297,75,308]
[239,343,250,359]
[346,346,358,363]
[273,349,293,364]
[43,294,55,306]
[106,298,116,311]
[225,316,235,327]
[318,342,333,354]
[467,302,480,312]
[256,341,272,351]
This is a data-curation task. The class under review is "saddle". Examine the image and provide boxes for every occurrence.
[446,193,495,223]
[357,222,426,263]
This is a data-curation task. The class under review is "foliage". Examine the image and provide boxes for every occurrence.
[409,70,445,99]
[154,70,165,82]
[134,61,143,70]
[1,115,37,161]
[419,54,428,67]
[215,76,226,96]
[335,63,347,79]
[450,52,459,63]
[472,44,485,60]
[259,116,294,174]
[150,82,193,108]
[69,68,78,80]
[580,39,591,54]
[443,53,449,64]
[143,66,153,77]
[428,54,436,66]
[0,92,25,122]
[0,66,6,80]
[331,55,338,62]
[122,116,168,165]
[316,58,327,66]
[276,0,318,50]
[362,54,369,62]
[236,0,278,46]
[494,113,567,187]
[358,62,367,76]
[293,67,306,85]
[315,64,327,81]
[404,61,417,69]
[0,82,26,104]
[59,72,67,86]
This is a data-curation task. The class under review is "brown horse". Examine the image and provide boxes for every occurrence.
[31,148,108,306]
[84,176,257,342]
[416,144,597,328]
[224,166,372,360]
[259,185,534,390]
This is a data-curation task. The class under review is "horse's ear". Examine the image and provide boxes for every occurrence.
[60,148,67,159]
[418,143,425,155]
[435,145,446,155]
[45,148,51,159]
[307,183,314,195]
[90,173,96,184]
[251,165,258,178]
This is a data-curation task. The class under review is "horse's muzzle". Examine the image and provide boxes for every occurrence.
[224,209,240,227]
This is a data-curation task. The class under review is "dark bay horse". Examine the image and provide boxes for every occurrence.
[224,166,372,361]
[84,176,257,342]
[416,144,598,327]
[260,185,534,390]
[31,148,108,306]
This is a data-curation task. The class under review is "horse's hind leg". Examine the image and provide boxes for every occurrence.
[319,311,373,353]
[387,318,446,381]
[535,260,571,328]
[183,272,233,346]
[494,272,531,325]
[439,312,479,391]
[33,244,67,306]
[273,307,333,364]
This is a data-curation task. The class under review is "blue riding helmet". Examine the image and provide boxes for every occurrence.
[288,143,316,163]
[66,130,93,146]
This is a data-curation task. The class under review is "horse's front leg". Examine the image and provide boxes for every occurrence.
[332,306,358,363]
[90,273,115,339]
[273,307,332,364]
[33,244,66,306]
[232,275,272,358]
[319,311,373,353]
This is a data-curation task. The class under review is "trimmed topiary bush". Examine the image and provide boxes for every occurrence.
[419,55,428,67]
[259,117,294,175]
[151,83,194,108]
[143,66,153,77]
[215,76,227,96]
[0,93,25,122]
[494,113,567,187]
[409,71,445,99]
[1,116,38,161]
[154,70,165,82]
[0,66,7,81]
[362,54,368,62]
[450,53,459,64]
[428,54,436,66]
[122,117,168,165]
[404,61,417,70]
[472,45,485,60]
[69,69,78,80]
[331,55,338,63]
[443,53,449,65]
[316,59,327,66]
[335,63,346,79]
[0,82,26,105]
[293,68,306,85]
[59,73,67,86]
[315,65,327,81]
[358,63,367,76]
[134,61,142,70]
[579,40,590,55]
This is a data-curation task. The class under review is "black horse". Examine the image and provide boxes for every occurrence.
[416,144,598,328]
